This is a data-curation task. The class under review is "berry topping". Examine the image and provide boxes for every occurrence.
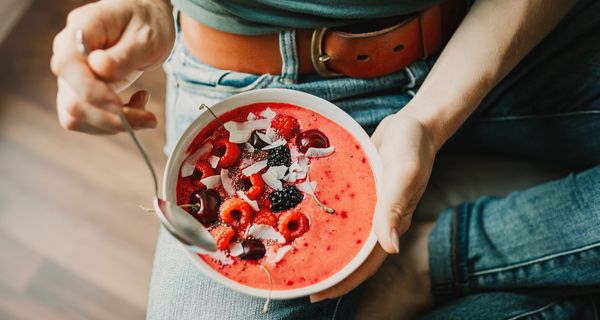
[190,161,215,187]
[240,239,266,260]
[296,129,330,153]
[278,211,309,241]
[213,138,241,168]
[267,145,292,167]
[219,198,253,231]
[269,185,304,212]
[210,225,236,250]
[271,114,300,140]
[252,209,278,227]
[241,173,265,200]
[250,130,269,149]
[188,189,222,225]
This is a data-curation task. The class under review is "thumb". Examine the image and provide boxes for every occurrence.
[373,164,417,254]
[87,26,153,82]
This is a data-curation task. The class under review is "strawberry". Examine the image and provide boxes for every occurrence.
[271,114,300,140]
[277,211,309,241]
[219,198,253,231]
[210,225,236,250]
[212,138,241,168]
[252,209,278,228]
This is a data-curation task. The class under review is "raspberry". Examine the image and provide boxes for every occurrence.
[219,198,253,231]
[190,161,215,188]
[252,209,278,227]
[210,225,236,250]
[267,145,292,167]
[241,173,265,200]
[278,211,309,241]
[271,114,300,140]
[213,138,241,168]
[269,185,303,212]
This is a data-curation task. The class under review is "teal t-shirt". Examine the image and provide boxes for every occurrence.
[173,0,442,35]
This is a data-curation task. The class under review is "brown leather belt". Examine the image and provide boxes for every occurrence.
[181,0,468,78]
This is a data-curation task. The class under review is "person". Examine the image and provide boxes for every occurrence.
[50,0,600,318]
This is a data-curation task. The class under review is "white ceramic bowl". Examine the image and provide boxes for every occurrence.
[163,88,382,299]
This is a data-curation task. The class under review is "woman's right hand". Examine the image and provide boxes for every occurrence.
[50,0,174,134]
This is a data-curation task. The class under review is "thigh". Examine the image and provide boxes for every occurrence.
[444,0,600,167]
[420,292,599,320]
[147,228,361,320]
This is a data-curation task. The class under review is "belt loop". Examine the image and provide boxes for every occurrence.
[278,29,298,84]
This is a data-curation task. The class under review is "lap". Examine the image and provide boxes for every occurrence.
[147,228,362,320]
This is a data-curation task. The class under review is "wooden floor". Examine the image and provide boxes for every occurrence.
[0,1,167,318]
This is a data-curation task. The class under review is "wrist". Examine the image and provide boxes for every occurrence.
[397,95,456,152]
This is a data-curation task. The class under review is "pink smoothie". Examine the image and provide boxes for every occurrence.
[176,102,376,290]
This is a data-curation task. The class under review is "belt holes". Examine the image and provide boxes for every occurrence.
[393,44,405,52]
[356,54,370,62]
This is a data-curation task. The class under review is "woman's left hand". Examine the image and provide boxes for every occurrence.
[310,111,437,302]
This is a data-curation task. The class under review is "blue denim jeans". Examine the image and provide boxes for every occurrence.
[147,1,600,318]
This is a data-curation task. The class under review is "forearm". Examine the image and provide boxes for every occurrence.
[401,0,575,149]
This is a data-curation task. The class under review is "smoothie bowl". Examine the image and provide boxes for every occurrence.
[163,88,382,299]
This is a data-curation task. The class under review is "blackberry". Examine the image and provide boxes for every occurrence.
[269,185,304,212]
[267,145,292,167]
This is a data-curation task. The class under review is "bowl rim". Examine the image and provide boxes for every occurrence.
[163,88,382,299]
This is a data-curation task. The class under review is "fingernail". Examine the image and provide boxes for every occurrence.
[141,91,151,106]
[390,227,400,254]
[142,118,157,128]
[310,295,325,303]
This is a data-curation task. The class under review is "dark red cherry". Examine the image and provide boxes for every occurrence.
[240,239,266,260]
[188,189,221,225]
[295,129,329,153]
[250,130,269,149]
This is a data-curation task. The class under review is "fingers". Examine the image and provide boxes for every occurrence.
[310,245,388,303]
[57,79,156,134]
[87,24,157,81]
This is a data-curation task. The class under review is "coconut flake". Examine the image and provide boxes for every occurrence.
[262,171,282,190]
[247,112,257,121]
[242,160,267,176]
[205,250,233,265]
[229,242,244,257]
[265,127,277,142]
[289,146,302,160]
[237,191,260,211]
[181,143,213,177]
[267,245,293,264]
[200,175,221,189]
[260,108,276,119]
[296,179,317,196]
[220,169,235,195]
[305,146,335,158]
[246,224,286,244]
[224,118,271,143]
[209,155,220,169]
[261,138,287,150]
[243,142,255,153]
[284,157,308,183]
[261,165,288,190]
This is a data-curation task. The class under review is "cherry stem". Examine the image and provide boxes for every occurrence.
[199,103,224,126]
[259,264,272,314]
[306,171,335,214]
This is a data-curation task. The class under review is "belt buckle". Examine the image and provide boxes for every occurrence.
[310,28,342,78]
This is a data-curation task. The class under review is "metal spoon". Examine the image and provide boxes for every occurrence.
[75,29,217,253]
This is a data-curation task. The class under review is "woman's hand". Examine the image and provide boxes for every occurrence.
[50,0,174,134]
[310,111,437,302]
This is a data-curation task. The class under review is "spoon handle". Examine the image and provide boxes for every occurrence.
[116,111,159,196]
